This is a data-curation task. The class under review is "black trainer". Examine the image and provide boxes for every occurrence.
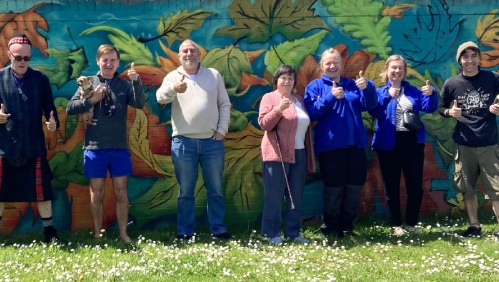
[213,232,231,240]
[462,226,481,238]
[43,226,59,243]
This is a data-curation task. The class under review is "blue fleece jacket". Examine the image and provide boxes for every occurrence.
[304,75,377,153]
[368,80,439,150]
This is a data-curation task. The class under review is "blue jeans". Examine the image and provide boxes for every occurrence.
[171,135,227,236]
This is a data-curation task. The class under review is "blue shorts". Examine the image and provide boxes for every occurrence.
[83,149,133,178]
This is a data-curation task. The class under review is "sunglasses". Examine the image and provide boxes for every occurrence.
[9,51,31,62]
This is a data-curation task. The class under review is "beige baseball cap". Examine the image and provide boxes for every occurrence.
[456,41,480,63]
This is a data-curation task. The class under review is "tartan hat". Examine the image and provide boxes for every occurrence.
[8,33,32,47]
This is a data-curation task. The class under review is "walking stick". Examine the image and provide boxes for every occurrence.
[273,128,296,210]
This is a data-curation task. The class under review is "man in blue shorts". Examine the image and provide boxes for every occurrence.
[66,44,144,242]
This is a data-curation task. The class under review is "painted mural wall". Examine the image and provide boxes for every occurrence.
[0,0,495,233]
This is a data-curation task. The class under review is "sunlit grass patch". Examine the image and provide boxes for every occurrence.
[0,210,498,281]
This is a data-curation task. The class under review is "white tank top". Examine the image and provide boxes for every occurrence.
[294,100,310,149]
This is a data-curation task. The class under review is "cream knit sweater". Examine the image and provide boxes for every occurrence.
[156,64,231,138]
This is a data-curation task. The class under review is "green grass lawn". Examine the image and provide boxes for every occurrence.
[0,210,498,282]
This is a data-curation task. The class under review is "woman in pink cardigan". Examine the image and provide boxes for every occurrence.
[258,65,316,244]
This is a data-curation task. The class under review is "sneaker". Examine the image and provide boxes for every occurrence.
[407,226,421,235]
[269,236,283,244]
[462,226,481,238]
[293,236,309,243]
[43,226,59,243]
[213,232,231,241]
[177,234,193,241]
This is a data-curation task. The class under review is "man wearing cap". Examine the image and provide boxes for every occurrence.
[66,44,144,243]
[439,41,499,237]
[0,33,60,242]
[156,39,232,241]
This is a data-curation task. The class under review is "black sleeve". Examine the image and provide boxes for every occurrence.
[438,80,453,118]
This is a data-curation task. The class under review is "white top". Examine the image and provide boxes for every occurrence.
[395,87,413,132]
[294,100,310,149]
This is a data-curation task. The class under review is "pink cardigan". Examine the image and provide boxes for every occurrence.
[258,90,316,173]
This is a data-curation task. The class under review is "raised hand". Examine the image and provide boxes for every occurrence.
[90,84,106,104]
[0,104,11,124]
[127,62,139,81]
[277,93,291,112]
[421,80,432,96]
[332,80,344,99]
[490,103,499,116]
[450,100,462,118]
[355,70,367,90]
[174,75,188,93]
[46,111,57,132]
[389,87,400,99]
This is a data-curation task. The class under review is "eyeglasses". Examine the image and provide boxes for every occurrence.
[18,87,28,101]
[9,51,31,62]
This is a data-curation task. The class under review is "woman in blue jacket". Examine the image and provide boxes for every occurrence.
[369,55,438,236]
[304,48,377,237]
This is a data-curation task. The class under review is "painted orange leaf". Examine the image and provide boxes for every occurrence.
[296,55,321,96]
[120,66,167,89]
[244,49,266,63]
[0,4,49,67]
[382,4,418,19]
[480,49,499,68]
[240,73,269,90]
[341,50,373,79]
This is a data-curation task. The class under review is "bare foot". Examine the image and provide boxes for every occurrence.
[120,235,132,243]
[393,226,405,237]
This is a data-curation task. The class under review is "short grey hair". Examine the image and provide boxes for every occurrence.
[179,39,200,53]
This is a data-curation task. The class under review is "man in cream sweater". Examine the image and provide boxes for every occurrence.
[156,40,231,241]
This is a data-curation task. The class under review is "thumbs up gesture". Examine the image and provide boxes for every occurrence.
[0,104,11,124]
[46,111,56,132]
[174,75,188,93]
[421,80,432,96]
[449,100,462,118]
[277,93,291,112]
[127,62,139,81]
[389,87,400,99]
[355,70,367,90]
[332,80,344,99]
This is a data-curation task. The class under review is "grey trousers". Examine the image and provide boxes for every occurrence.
[261,149,306,239]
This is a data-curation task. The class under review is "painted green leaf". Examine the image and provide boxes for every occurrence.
[35,47,88,89]
[321,0,392,60]
[129,172,209,228]
[421,112,456,168]
[264,30,328,75]
[49,141,88,190]
[223,123,265,219]
[202,45,253,93]
[129,177,178,228]
[229,109,259,132]
[154,9,214,46]
[214,0,330,44]
[80,26,160,67]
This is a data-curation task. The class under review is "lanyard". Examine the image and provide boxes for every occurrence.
[11,69,28,101]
